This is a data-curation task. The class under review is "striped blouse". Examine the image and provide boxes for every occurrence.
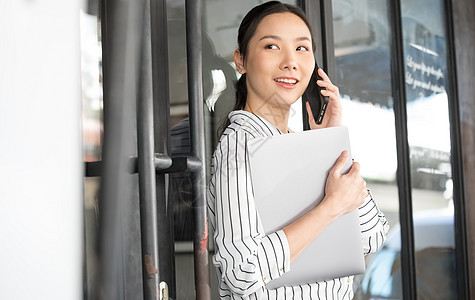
[207,110,389,299]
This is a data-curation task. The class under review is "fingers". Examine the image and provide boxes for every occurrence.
[350,162,367,205]
[331,151,349,176]
[317,68,332,83]
[317,79,338,92]
[347,162,366,207]
[358,184,368,206]
[318,82,339,100]
[348,161,360,175]
[324,153,369,214]
[316,69,339,98]
[309,68,342,128]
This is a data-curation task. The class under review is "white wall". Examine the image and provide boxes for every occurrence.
[0,1,84,299]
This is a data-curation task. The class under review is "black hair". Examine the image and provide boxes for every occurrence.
[219,1,317,134]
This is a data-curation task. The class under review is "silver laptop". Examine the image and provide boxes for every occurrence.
[247,126,365,289]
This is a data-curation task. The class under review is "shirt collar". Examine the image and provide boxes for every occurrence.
[229,110,283,136]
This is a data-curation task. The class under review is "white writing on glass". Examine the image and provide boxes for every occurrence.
[406,55,444,80]
[406,72,445,93]
[405,55,445,93]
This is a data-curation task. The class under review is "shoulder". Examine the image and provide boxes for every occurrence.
[221,110,278,140]
[212,111,263,160]
[215,120,255,156]
[212,110,281,164]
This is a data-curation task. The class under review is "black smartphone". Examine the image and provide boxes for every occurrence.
[302,61,329,125]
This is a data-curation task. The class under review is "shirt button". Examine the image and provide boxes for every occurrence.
[347,278,351,283]
[263,277,267,282]
[279,267,283,272]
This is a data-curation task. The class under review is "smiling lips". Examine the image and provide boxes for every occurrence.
[274,77,299,88]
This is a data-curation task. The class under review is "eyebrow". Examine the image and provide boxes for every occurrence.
[259,35,311,42]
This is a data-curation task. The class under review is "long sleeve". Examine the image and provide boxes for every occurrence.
[208,110,383,299]
[208,130,291,296]
[358,190,389,255]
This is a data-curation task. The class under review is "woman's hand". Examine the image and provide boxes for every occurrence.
[306,68,342,129]
[321,151,367,218]
[283,151,367,262]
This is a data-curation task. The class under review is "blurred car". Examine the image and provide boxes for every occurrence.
[355,205,457,300]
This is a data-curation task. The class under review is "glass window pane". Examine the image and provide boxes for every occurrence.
[401,0,457,298]
[332,0,402,298]
[80,9,103,299]
[166,3,194,299]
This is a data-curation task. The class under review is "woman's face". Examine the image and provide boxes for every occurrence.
[238,12,315,109]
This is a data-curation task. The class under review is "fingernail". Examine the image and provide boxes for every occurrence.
[342,150,348,156]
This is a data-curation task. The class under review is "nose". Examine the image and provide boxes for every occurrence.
[279,48,298,71]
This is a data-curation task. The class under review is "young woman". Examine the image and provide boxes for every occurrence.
[207,2,389,299]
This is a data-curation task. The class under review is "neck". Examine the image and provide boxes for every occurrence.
[244,101,291,134]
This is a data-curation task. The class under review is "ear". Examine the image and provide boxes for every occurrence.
[233,49,246,74]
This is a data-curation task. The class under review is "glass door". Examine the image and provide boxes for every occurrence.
[331,0,464,298]
[331,0,402,298]
[401,0,458,298]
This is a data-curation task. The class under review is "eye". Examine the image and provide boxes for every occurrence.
[265,44,279,50]
[296,45,309,51]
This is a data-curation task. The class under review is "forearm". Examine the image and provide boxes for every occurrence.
[282,198,338,263]
[283,153,368,263]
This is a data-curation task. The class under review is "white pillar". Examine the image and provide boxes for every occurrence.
[0,1,84,299]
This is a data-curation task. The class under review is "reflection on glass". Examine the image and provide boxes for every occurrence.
[166,3,195,298]
[332,0,402,298]
[80,9,103,299]
[81,11,103,163]
[401,0,457,298]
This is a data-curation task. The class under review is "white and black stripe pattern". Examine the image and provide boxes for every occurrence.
[207,110,389,299]
[358,190,390,255]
